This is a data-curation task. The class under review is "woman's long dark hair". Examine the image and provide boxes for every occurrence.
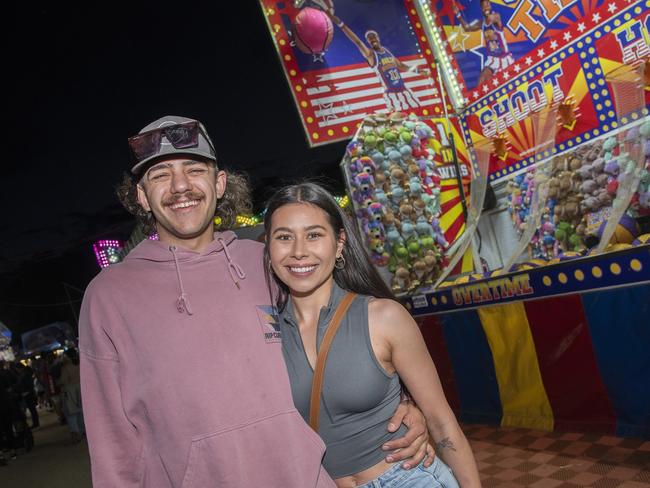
[263,182,395,311]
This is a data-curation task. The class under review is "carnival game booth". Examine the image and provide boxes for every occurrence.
[404,0,650,438]
[260,0,650,438]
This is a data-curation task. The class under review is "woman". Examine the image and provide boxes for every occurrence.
[264,183,481,488]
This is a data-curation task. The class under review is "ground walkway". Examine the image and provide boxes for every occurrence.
[1,411,648,487]
[1,409,91,488]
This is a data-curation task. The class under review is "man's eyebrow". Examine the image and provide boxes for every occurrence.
[182,160,208,167]
[147,162,172,172]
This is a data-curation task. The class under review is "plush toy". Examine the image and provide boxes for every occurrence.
[604,157,620,176]
[368,238,390,266]
[408,176,422,197]
[385,224,404,247]
[392,266,411,292]
[400,217,418,241]
[415,215,433,237]
[410,259,428,288]
[352,172,375,204]
[431,218,448,248]
[389,184,405,206]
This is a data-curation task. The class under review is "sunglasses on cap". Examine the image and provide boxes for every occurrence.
[128,121,215,163]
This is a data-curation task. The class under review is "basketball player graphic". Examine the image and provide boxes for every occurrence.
[325,9,431,112]
[453,0,514,85]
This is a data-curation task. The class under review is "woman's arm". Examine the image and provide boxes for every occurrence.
[368,298,482,487]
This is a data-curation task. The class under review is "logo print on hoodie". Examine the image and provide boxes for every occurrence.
[256,305,281,343]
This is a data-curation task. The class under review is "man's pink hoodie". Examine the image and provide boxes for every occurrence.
[79,232,334,487]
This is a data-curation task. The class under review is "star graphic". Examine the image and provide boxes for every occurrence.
[577,22,586,33]
[608,2,617,13]
[312,53,325,62]
[550,40,558,49]
[473,91,479,99]
[317,102,338,123]
[592,12,601,22]
[525,56,533,65]
[458,82,465,91]
[514,64,521,73]
[502,70,509,81]
[537,48,545,58]
[450,26,471,52]
[453,68,459,77]
[483,84,489,93]
[563,31,572,42]
[492,77,499,86]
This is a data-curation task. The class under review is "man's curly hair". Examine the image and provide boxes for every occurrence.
[116,168,253,236]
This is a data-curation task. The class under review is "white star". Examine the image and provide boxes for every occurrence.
[537,48,545,58]
[312,53,324,62]
[592,12,601,22]
[451,27,471,52]
[483,84,489,93]
[453,68,459,76]
[608,2,617,13]
[458,82,465,91]
[502,70,509,81]
[577,22,586,33]
[464,97,470,104]
[550,40,558,49]
[492,77,499,86]
[514,64,521,73]
[525,56,533,65]
[563,31,572,42]
[473,91,479,99]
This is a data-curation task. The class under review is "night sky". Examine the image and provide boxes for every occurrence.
[2,1,348,340]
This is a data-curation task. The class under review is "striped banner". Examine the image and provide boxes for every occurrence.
[418,283,650,438]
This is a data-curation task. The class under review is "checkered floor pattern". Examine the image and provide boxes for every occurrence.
[463,424,650,487]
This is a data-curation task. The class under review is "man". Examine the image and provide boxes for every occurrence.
[80,115,431,487]
[326,10,431,111]
[453,0,514,85]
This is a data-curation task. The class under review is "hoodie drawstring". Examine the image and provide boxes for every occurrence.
[170,246,194,315]
[217,237,246,289]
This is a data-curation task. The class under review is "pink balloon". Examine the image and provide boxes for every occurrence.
[293,7,333,56]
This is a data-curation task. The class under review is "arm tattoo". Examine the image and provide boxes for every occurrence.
[435,437,457,452]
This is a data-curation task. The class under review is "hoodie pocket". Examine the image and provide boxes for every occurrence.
[180,409,327,488]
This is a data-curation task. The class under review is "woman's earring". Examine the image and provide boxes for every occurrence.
[334,255,346,270]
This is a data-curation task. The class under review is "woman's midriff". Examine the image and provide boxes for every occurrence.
[334,458,397,488]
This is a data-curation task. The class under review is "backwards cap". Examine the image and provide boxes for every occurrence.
[130,115,217,175]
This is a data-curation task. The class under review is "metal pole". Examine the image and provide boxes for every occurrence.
[61,283,79,327]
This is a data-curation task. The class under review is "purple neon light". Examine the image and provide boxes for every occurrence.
[93,239,125,269]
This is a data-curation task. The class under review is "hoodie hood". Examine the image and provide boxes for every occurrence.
[123,230,244,315]
[125,230,238,263]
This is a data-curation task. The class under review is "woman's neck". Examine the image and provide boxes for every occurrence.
[290,278,335,326]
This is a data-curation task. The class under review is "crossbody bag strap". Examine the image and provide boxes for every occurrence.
[309,291,357,432]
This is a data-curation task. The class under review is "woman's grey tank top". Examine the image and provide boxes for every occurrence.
[278,282,407,478]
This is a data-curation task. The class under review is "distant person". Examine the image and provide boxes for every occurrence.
[80,115,432,487]
[60,349,84,443]
[325,6,431,111]
[16,364,39,429]
[264,183,481,487]
[0,363,16,465]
